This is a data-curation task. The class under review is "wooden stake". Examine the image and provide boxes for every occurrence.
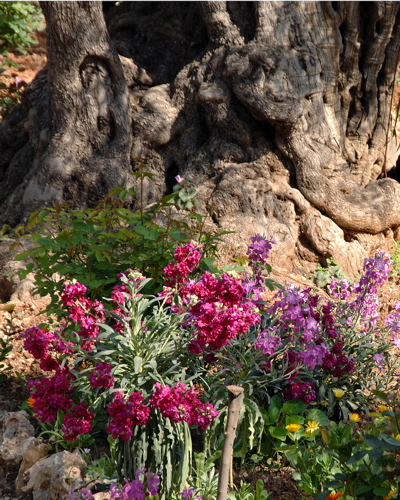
[216,385,245,500]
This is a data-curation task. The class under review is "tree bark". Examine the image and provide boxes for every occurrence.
[0,1,132,224]
[0,1,399,278]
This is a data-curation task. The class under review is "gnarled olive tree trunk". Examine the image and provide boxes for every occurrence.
[0,1,132,223]
[0,1,399,277]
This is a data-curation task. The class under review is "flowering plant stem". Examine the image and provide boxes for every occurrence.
[217,385,244,500]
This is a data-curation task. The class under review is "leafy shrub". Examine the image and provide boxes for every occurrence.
[18,222,400,498]
[0,76,25,120]
[14,171,226,318]
[21,271,221,498]
[286,387,400,500]
[0,1,44,58]
[0,336,12,383]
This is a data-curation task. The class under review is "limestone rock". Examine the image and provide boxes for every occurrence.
[0,411,34,494]
[22,450,86,500]
[15,437,51,496]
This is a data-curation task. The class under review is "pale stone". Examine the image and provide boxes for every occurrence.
[0,411,34,494]
[15,437,50,496]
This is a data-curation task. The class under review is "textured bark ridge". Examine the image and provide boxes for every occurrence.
[0,1,399,277]
[0,2,132,224]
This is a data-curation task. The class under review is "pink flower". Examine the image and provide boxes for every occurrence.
[179,272,260,352]
[62,403,94,441]
[284,380,316,405]
[106,391,150,440]
[61,281,87,306]
[89,362,115,389]
[28,369,74,423]
[149,382,218,428]
[163,241,203,289]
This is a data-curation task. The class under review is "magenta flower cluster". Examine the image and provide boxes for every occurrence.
[164,240,202,288]
[161,241,262,352]
[183,273,261,352]
[20,280,108,371]
[106,391,151,441]
[67,468,160,500]
[20,326,73,372]
[150,382,219,429]
[283,380,316,405]
[109,468,160,500]
[89,361,115,388]
[62,402,94,441]
[27,370,73,423]
[104,383,218,441]
[61,280,106,350]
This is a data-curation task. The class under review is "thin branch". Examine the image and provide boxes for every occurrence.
[216,385,244,500]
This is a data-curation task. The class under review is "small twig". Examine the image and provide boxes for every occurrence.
[216,385,244,500]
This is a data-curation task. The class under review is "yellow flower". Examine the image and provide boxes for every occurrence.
[285,423,301,433]
[382,490,396,500]
[305,420,320,435]
[395,434,400,441]
[379,405,389,413]
[332,388,345,398]
[349,413,361,422]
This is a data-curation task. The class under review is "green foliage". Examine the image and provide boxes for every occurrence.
[203,328,288,466]
[37,275,201,498]
[390,241,400,277]
[0,336,12,383]
[0,77,24,120]
[168,452,219,500]
[310,258,350,289]
[227,480,271,500]
[0,223,14,241]
[14,170,225,319]
[0,302,16,382]
[285,386,400,500]
[0,1,44,58]
[82,446,118,485]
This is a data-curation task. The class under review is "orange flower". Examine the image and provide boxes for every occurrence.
[327,492,343,500]
[26,396,35,407]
